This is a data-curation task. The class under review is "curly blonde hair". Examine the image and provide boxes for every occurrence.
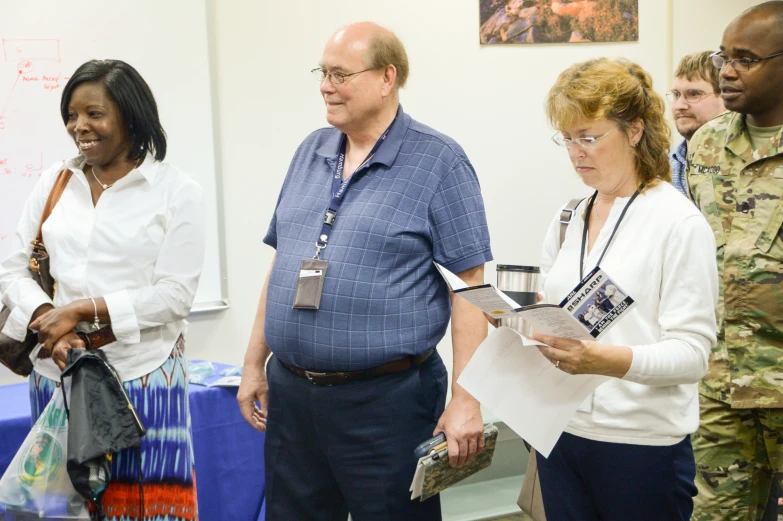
[545,58,671,188]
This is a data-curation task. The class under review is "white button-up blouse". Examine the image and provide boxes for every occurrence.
[0,155,205,381]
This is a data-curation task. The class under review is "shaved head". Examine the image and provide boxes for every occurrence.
[731,1,783,48]
[741,1,783,24]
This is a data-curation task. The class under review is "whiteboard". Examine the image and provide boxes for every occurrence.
[0,0,227,311]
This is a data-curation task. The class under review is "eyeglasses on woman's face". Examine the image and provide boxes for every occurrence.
[552,128,617,151]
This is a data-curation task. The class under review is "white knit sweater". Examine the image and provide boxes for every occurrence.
[540,182,718,446]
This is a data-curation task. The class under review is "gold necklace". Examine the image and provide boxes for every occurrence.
[90,157,142,190]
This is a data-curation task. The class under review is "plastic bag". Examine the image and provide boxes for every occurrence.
[0,387,89,520]
[187,360,214,384]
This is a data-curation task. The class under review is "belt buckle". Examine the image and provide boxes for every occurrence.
[304,370,349,386]
[304,370,328,385]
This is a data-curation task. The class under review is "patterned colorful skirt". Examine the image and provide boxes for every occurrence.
[29,339,199,521]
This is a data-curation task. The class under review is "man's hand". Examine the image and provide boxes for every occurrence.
[238,257,275,433]
[51,332,86,370]
[433,394,484,468]
[237,362,269,433]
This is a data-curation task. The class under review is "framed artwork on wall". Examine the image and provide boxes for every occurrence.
[480,0,639,44]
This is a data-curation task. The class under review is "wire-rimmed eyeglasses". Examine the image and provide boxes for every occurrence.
[311,67,379,84]
[710,50,783,72]
[665,90,715,104]
[552,128,616,150]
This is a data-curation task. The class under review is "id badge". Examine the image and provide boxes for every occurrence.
[293,259,328,309]
[564,265,635,340]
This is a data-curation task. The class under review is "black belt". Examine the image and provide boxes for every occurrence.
[279,348,435,386]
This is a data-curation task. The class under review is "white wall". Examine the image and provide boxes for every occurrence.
[672,0,763,64]
[194,0,767,377]
[189,0,672,385]
[0,0,763,388]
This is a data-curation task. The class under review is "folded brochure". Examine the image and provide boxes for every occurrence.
[434,263,634,341]
[409,423,498,501]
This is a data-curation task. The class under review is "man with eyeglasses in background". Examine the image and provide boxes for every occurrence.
[667,51,725,197]
[687,2,783,520]
[237,21,493,521]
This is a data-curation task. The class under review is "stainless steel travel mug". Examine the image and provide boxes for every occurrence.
[496,264,540,336]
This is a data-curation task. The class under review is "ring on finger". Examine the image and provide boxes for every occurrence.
[555,360,560,369]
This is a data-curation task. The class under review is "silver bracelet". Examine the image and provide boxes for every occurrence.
[89,297,100,331]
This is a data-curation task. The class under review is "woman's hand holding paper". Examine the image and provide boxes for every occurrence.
[532,332,632,378]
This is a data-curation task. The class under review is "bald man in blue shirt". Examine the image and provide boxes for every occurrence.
[237,22,493,521]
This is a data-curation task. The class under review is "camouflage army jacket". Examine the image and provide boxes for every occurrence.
[686,111,783,408]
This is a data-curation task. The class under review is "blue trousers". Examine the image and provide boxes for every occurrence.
[536,432,697,521]
[263,352,448,521]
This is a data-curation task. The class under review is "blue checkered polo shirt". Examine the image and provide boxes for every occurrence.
[263,107,493,371]
[669,139,689,197]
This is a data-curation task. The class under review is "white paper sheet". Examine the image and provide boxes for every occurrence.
[457,327,609,458]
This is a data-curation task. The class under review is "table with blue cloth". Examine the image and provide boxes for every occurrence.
[0,380,267,521]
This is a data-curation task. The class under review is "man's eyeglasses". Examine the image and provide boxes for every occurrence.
[710,50,783,72]
[552,128,616,150]
[665,90,715,104]
[311,67,378,84]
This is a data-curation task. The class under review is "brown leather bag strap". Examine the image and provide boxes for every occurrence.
[35,168,73,243]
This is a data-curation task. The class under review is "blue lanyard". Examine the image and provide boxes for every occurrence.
[314,117,396,259]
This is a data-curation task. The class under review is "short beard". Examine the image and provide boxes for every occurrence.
[677,128,696,141]
[674,119,698,141]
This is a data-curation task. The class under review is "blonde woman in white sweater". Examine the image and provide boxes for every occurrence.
[532,58,719,521]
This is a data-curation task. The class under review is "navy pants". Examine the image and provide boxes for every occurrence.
[536,432,697,521]
[264,352,448,521]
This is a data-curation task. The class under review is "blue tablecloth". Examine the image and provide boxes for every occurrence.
[0,381,266,521]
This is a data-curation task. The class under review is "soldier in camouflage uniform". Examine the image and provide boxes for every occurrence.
[687,3,783,520]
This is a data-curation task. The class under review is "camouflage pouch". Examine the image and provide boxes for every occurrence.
[412,423,499,501]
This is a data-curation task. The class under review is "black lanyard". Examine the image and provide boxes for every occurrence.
[579,186,642,280]
[314,117,397,259]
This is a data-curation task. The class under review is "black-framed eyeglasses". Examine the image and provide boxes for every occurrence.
[311,67,379,84]
[665,89,715,104]
[710,50,783,72]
